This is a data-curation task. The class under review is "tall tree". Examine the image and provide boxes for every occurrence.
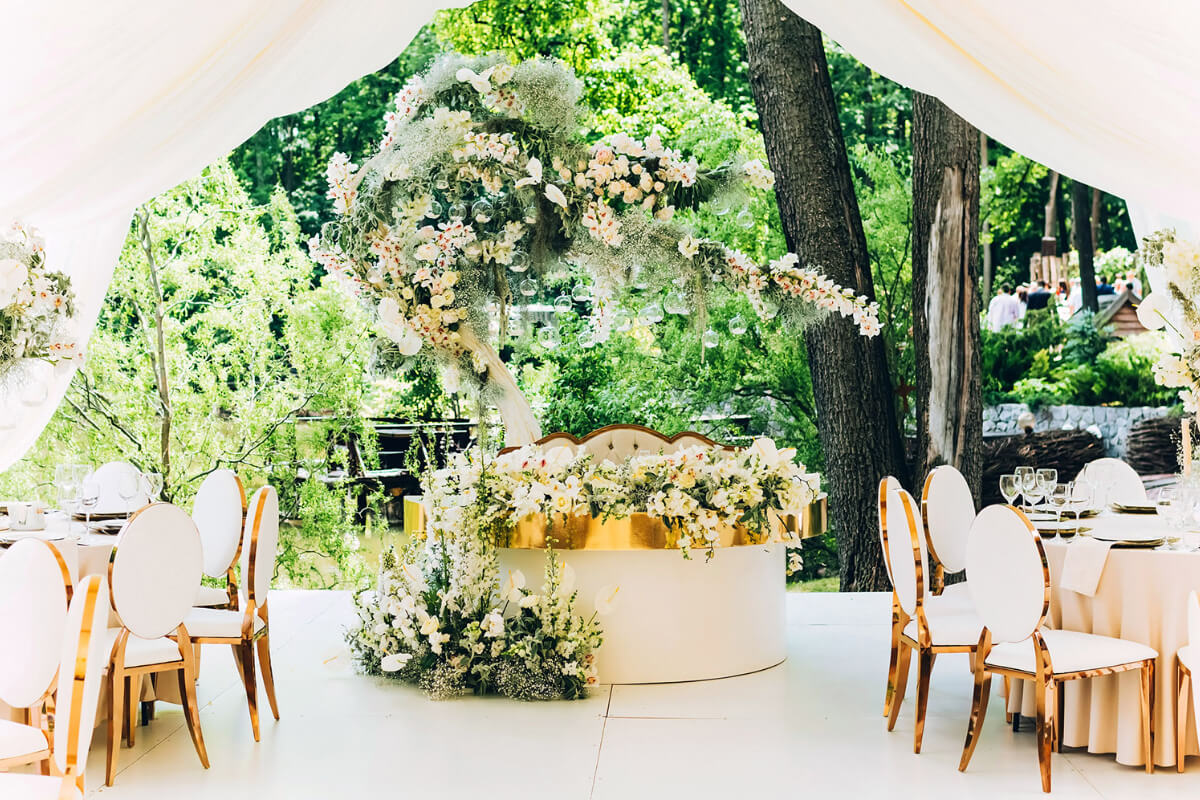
[741,0,908,591]
[1043,170,1060,247]
[911,94,982,503]
[1071,179,1099,312]
[980,132,993,300]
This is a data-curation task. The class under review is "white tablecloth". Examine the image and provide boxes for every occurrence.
[1008,513,1200,767]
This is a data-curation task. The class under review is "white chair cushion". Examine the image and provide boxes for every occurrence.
[986,628,1157,675]
[0,719,48,760]
[1180,644,1199,674]
[904,608,984,647]
[938,581,973,609]
[103,628,183,669]
[194,584,230,607]
[184,607,265,639]
[0,774,81,800]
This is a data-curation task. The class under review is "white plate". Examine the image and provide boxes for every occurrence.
[0,530,66,543]
[1089,528,1165,544]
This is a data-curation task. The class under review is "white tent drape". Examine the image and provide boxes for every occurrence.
[0,0,461,470]
[783,0,1200,242]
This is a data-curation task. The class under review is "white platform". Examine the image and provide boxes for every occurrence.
[57,590,1200,799]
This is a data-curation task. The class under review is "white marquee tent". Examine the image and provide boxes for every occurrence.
[0,0,1196,468]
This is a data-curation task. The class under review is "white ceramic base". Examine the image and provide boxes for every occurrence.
[497,544,786,684]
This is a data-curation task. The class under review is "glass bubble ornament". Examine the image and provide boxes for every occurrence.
[702,328,720,349]
[664,290,690,316]
[760,297,780,320]
[553,294,574,314]
[518,278,537,297]
[728,314,748,336]
[449,202,469,219]
[613,308,633,332]
[640,301,664,325]
[427,198,443,218]
[735,209,755,229]
[571,282,593,303]
[579,331,596,349]
[630,263,650,291]
[537,325,561,350]
[472,198,493,223]
[509,250,529,273]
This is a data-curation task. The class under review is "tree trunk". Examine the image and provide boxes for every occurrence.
[661,0,671,49]
[1044,170,1059,240]
[911,94,982,506]
[135,208,173,499]
[1090,186,1101,253]
[980,132,993,301]
[1072,179,1099,313]
[741,0,908,591]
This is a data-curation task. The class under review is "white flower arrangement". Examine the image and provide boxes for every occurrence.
[0,221,79,378]
[424,436,819,560]
[1137,231,1200,412]
[310,53,882,403]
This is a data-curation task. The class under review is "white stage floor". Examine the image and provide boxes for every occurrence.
[83,590,1198,799]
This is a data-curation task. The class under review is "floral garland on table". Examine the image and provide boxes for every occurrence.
[0,222,79,378]
[311,54,882,406]
[348,538,605,700]
[1137,231,1200,412]
[425,437,818,560]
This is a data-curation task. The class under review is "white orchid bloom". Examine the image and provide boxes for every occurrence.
[518,593,540,609]
[419,616,440,636]
[594,584,620,615]
[482,611,505,638]
[501,568,526,603]
[0,258,28,308]
[381,652,412,672]
[1135,291,1169,331]
[455,66,492,94]
[748,437,796,469]
[516,156,543,187]
[377,297,424,355]
[544,183,568,209]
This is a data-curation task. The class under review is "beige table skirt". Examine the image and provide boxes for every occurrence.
[1008,521,1200,767]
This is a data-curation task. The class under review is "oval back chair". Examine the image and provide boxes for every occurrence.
[191,469,246,607]
[1077,457,1146,507]
[91,461,148,514]
[921,465,976,595]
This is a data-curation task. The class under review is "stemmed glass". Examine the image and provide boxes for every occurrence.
[1024,480,1047,516]
[999,474,1019,506]
[80,474,99,531]
[117,472,140,518]
[1036,469,1058,500]
[141,472,163,502]
[1015,466,1035,509]
[1049,483,1071,538]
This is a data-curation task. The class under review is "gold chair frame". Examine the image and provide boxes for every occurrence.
[104,506,209,787]
[958,507,1155,793]
[1177,652,1192,772]
[882,487,978,753]
[188,488,279,742]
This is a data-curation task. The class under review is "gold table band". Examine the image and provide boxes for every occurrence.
[403,493,828,550]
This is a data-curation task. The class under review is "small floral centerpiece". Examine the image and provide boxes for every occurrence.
[1137,231,1200,412]
[311,53,881,443]
[0,222,79,379]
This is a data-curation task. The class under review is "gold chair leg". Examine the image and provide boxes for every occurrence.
[239,641,261,741]
[257,633,280,721]
[177,662,210,769]
[884,613,903,718]
[125,675,137,747]
[1055,681,1065,753]
[914,649,935,754]
[959,665,991,771]
[1035,676,1054,793]
[106,668,124,786]
[1177,660,1189,773]
[1142,661,1155,774]
[887,643,912,732]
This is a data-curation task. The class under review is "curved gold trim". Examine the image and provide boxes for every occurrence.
[498,424,737,456]
[501,511,774,550]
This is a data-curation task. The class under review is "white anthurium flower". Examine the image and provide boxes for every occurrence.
[455,67,492,94]
[482,611,505,638]
[556,561,576,597]
[544,183,568,209]
[1135,292,1169,331]
[518,593,540,608]
[501,568,526,603]
[419,616,440,636]
[381,652,413,672]
[0,258,28,308]
[594,584,620,615]
[748,437,796,469]
[516,156,543,187]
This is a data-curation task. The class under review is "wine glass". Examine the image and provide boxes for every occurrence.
[117,471,140,517]
[141,472,163,502]
[80,474,100,531]
[1049,483,1071,538]
[1015,466,1035,508]
[1024,481,1046,515]
[1036,468,1058,498]
[999,474,1019,506]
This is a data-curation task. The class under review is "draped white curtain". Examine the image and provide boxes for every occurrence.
[3,0,1200,469]
[0,0,461,470]
[783,0,1200,243]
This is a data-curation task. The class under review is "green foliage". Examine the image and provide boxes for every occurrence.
[981,310,1063,403]
[1061,311,1110,364]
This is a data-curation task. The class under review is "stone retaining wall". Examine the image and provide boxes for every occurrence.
[983,403,1170,458]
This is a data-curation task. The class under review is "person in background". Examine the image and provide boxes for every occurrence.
[1057,280,1069,300]
[1125,270,1143,296]
[1016,285,1028,319]
[987,284,1022,332]
[1026,279,1052,311]
[1065,277,1083,314]
[1096,274,1116,295]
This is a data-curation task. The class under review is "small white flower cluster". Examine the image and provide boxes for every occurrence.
[0,221,79,375]
[423,436,818,560]
[742,159,776,191]
[325,152,358,215]
[767,254,882,337]
[1137,232,1200,414]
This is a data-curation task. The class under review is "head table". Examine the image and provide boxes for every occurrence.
[1006,512,1200,768]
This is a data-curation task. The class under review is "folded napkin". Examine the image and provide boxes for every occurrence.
[1060,537,1115,596]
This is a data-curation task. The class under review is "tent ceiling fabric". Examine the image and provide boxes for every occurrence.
[782,0,1200,240]
[0,0,461,471]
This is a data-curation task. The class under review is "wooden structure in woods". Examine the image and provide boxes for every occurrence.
[1029,236,1064,286]
[1080,288,1150,338]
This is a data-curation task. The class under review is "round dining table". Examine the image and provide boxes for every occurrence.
[1007,511,1200,768]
